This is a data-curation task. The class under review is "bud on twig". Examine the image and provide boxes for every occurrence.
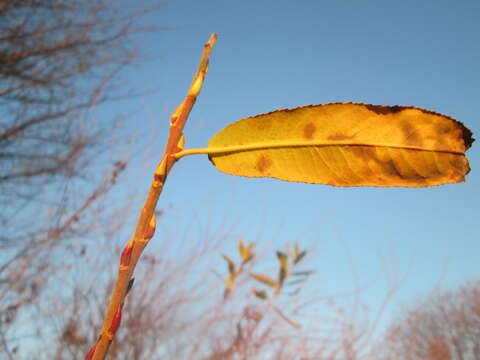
[144,214,156,240]
[120,243,133,268]
[108,306,123,335]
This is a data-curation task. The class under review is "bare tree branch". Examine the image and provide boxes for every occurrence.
[0,0,162,355]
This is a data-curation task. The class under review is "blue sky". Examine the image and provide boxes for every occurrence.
[105,0,479,339]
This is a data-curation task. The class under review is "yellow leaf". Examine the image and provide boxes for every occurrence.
[277,251,288,269]
[252,289,268,300]
[276,251,288,286]
[242,253,253,265]
[224,274,235,299]
[225,273,234,290]
[208,103,474,187]
[221,254,236,275]
[238,239,247,259]
[250,273,278,287]
[279,268,287,287]
[238,239,254,264]
[293,250,307,265]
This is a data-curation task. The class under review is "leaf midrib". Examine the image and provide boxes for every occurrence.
[174,140,465,159]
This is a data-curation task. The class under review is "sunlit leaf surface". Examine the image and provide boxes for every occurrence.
[208,103,474,187]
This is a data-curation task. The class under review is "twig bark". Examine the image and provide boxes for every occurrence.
[87,34,218,360]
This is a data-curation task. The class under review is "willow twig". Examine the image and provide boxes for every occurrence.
[87,34,218,360]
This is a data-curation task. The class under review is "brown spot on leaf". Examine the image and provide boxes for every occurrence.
[327,133,356,141]
[436,122,451,135]
[409,175,428,185]
[449,156,469,174]
[256,155,272,173]
[379,159,402,178]
[402,123,422,146]
[303,122,316,140]
[365,104,404,115]
[350,147,375,161]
